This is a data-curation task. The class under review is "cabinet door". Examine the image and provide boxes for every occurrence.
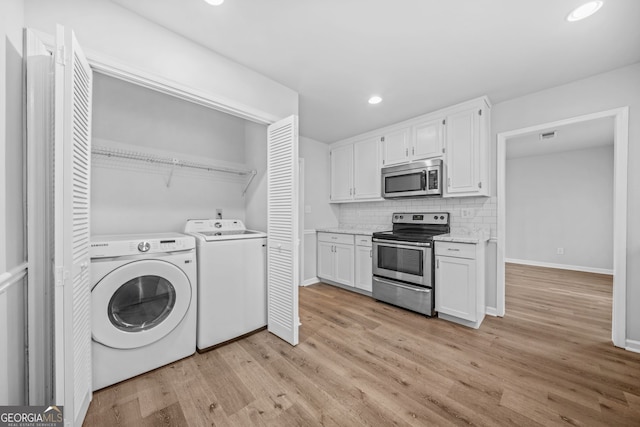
[353,137,380,200]
[445,107,480,195]
[413,118,444,160]
[354,245,373,292]
[381,128,410,166]
[435,256,477,321]
[317,241,335,281]
[333,243,354,287]
[330,144,353,201]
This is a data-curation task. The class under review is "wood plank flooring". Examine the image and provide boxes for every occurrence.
[84,264,640,426]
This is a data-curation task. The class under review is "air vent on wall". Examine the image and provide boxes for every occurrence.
[539,131,557,140]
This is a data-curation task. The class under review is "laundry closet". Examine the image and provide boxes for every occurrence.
[90,73,268,234]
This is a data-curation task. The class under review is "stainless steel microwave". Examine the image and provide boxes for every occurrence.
[381,159,442,198]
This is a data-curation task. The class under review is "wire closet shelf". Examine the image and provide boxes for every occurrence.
[91,145,257,194]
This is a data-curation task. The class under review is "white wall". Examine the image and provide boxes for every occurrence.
[299,136,339,283]
[299,136,339,230]
[0,0,26,405]
[24,0,298,122]
[491,62,640,341]
[506,146,614,271]
[244,121,268,233]
[91,74,250,234]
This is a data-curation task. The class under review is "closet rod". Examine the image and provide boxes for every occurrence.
[92,146,255,176]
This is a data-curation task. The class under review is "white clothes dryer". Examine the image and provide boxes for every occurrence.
[90,233,196,391]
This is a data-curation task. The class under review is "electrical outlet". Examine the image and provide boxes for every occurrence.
[557,247,564,255]
[216,208,223,219]
[460,208,474,218]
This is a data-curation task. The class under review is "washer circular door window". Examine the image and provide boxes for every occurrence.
[92,259,192,349]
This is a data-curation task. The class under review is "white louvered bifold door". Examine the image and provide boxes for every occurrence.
[53,25,93,427]
[267,116,300,346]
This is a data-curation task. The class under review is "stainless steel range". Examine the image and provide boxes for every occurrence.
[372,212,450,316]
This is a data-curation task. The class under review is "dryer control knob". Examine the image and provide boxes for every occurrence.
[138,241,151,252]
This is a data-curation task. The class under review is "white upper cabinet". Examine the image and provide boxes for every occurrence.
[381,118,445,166]
[443,98,490,197]
[413,117,445,160]
[330,136,381,202]
[330,144,354,202]
[330,96,490,202]
[381,128,411,166]
[353,137,380,199]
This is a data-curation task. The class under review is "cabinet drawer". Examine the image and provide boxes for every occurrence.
[355,236,372,247]
[317,232,354,245]
[435,241,475,259]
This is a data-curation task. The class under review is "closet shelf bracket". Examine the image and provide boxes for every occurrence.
[242,170,258,196]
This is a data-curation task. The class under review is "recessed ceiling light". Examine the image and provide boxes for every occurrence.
[567,1,603,22]
[204,0,224,5]
[368,96,382,105]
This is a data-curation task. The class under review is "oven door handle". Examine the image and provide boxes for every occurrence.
[373,277,431,292]
[372,238,432,248]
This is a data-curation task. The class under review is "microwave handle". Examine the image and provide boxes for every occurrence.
[421,170,427,190]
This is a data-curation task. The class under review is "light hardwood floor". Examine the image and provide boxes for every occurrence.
[84,264,640,426]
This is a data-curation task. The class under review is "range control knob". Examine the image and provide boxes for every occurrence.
[214,222,222,228]
[394,215,398,219]
[434,215,438,220]
[138,241,151,252]
[440,215,445,220]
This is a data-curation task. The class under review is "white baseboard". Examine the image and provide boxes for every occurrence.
[485,306,499,317]
[301,277,320,287]
[626,339,640,354]
[505,258,613,276]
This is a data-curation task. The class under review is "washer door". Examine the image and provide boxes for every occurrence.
[92,259,192,349]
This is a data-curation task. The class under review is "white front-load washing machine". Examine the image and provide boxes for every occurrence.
[90,233,196,391]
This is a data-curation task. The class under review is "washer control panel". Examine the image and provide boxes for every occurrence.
[90,233,195,258]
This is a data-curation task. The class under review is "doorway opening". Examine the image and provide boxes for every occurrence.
[496,108,629,348]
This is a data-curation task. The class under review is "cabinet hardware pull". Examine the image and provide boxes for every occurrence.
[448,248,460,251]
[436,259,439,268]
[381,136,385,142]
[370,249,372,258]
[405,148,408,157]
[448,177,451,187]
[442,119,446,125]
[442,148,445,153]
[478,182,482,188]
[412,147,415,155]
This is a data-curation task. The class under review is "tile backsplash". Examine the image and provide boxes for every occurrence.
[338,196,497,238]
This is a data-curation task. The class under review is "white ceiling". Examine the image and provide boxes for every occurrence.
[111,0,640,143]
[506,116,614,159]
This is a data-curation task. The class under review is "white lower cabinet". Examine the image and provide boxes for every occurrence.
[317,233,354,287]
[435,240,485,328]
[354,236,373,292]
[317,232,373,293]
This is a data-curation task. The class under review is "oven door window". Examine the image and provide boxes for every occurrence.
[385,171,425,193]
[377,245,423,276]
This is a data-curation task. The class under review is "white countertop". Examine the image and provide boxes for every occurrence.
[316,226,388,236]
[433,232,490,244]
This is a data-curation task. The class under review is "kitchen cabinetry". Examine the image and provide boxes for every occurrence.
[330,137,381,202]
[317,232,354,287]
[330,144,353,202]
[382,120,444,166]
[435,240,485,329]
[443,99,490,197]
[354,236,373,292]
[330,96,491,202]
[381,127,411,166]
